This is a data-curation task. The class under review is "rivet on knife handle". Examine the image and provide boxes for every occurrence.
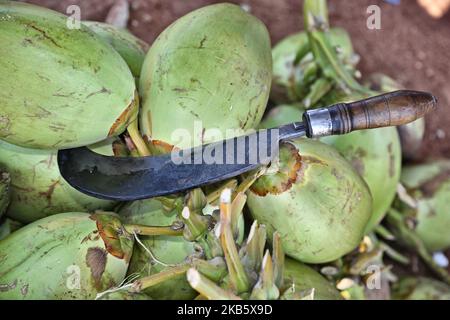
[303,90,437,138]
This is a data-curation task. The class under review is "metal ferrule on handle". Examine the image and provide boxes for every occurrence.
[303,103,355,137]
[303,107,334,138]
[303,90,437,138]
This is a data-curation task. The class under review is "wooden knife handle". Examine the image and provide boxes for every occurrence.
[303,90,437,138]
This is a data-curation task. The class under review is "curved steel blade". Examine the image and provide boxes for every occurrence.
[58,124,305,201]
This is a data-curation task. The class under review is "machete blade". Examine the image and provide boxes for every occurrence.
[58,125,303,201]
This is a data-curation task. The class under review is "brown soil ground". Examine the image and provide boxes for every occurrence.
[25,0,450,159]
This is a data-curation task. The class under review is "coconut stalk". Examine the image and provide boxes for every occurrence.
[126,119,152,156]
[121,187,340,300]
[386,209,450,286]
[119,196,197,300]
[271,28,356,105]
[184,190,341,300]
[219,189,251,294]
[304,0,371,96]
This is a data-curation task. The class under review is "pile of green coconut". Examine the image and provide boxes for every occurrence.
[1,0,449,300]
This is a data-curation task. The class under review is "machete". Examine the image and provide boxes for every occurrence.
[58,90,436,201]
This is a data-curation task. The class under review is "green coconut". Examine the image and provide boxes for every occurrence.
[321,93,402,233]
[284,258,341,300]
[0,139,117,223]
[401,161,450,190]
[119,198,197,300]
[392,277,450,300]
[258,105,305,130]
[139,3,272,149]
[322,128,401,232]
[247,138,372,264]
[83,21,149,78]
[0,212,134,299]
[0,170,10,218]
[0,1,138,149]
[400,161,450,251]
[271,28,355,104]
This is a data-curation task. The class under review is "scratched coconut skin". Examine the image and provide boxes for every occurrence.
[320,93,402,233]
[0,1,138,149]
[0,212,134,299]
[0,139,117,223]
[139,3,272,149]
[83,21,149,79]
[323,128,401,233]
[247,138,372,264]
